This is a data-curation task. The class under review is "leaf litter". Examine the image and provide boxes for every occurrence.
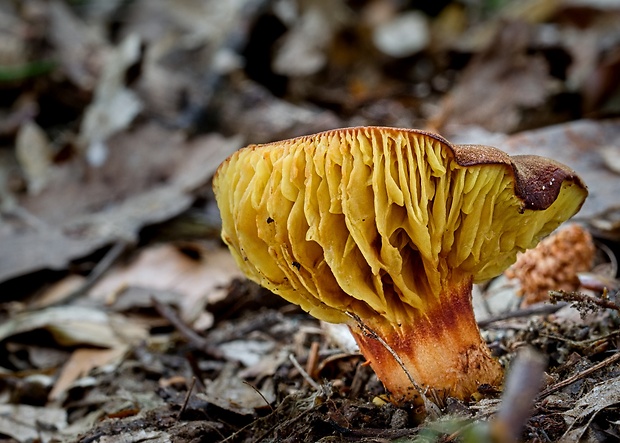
[0,1,619,442]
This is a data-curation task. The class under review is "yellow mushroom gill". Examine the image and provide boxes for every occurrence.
[214,127,587,327]
[214,126,587,401]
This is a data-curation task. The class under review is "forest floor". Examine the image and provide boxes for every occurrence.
[1,1,620,442]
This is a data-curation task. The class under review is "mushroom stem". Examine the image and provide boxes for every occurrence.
[348,276,502,402]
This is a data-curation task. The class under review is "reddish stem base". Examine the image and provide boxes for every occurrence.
[349,277,503,403]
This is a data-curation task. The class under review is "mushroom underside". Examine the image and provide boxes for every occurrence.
[213,126,588,400]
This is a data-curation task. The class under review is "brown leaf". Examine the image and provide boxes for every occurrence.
[15,121,53,194]
[49,347,128,402]
[0,126,241,283]
[560,376,620,442]
[89,244,242,327]
[0,404,67,442]
[78,34,144,166]
[46,0,106,90]
[430,21,556,133]
[0,305,147,348]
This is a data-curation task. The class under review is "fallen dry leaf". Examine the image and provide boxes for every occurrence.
[8,343,70,371]
[79,34,143,166]
[216,80,342,144]
[0,126,242,283]
[372,10,430,58]
[0,305,147,348]
[430,21,556,133]
[0,228,108,285]
[15,121,53,195]
[560,375,620,442]
[89,244,243,328]
[46,0,106,90]
[600,145,620,174]
[127,0,256,123]
[49,347,128,402]
[202,362,275,413]
[28,274,87,309]
[0,404,67,443]
[272,0,348,76]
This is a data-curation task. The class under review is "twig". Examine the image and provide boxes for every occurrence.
[289,354,323,394]
[241,395,313,443]
[345,312,440,418]
[1,204,48,230]
[491,347,547,443]
[538,351,620,400]
[345,312,420,393]
[539,329,620,348]
[324,419,422,439]
[253,406,308,443]
[477,302,568,328]
[177,377,196,420]
[151,296,224,359]
[305,341,320,380]
[243,381,274,412]
[50,241,127,307]
[550,290,620,312]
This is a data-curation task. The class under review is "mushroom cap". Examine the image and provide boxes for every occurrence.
[213,127,587,325]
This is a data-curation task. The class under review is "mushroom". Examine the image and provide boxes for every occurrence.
[213,127,587,402]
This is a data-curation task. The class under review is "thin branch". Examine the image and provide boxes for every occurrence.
[345,312,440,417]
[177,377,196,420]
[550,290,620,313]
[323,419,423,439]
[538,351,620,400]
[221,398,290,443]
[305,341,320,380]
[491,347,547,443]
[477,302,568,328]
[243,381,274,412]
[289,353,323,394]
[539,329,620,348]
[47,241,128,307]
[151,296,224,359]
[346,312,420,393]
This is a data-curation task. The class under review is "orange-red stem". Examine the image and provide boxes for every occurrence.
[349,276,503,403]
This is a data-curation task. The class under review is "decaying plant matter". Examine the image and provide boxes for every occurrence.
[506,224,595,306]
[213,126,587,402]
